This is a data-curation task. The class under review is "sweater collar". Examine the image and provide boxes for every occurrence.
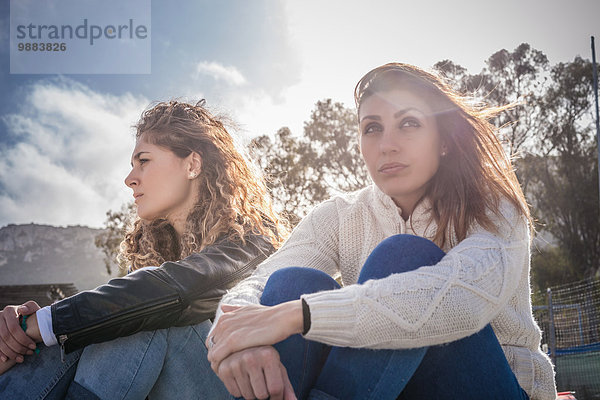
[371,184,459,250]
[371,184,437,239]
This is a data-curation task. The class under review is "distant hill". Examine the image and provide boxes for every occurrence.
[0,223,118,291]
[0,222,563,294]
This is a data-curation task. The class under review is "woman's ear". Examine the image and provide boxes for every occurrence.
[440,142,448,157]
[187,152,202,179]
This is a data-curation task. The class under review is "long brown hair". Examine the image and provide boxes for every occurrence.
[120,100,289,271]
[355,63,532,248]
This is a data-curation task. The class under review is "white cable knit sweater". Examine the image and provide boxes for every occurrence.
[216,184,557,400]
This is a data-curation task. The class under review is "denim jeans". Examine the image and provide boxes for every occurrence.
[260,234,530,400]
[0,343,82,399]
[0,320,232,400]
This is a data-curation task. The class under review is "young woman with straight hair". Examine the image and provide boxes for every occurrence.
[206,64,557,400]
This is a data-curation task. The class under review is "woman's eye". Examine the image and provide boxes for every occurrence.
[139,159,149,165]
[400,118,421,129]
[362,123,382,135]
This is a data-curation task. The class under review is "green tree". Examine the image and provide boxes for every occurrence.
[250,127,319,225]
[477,43,550,155]
[530,246,579,296]
[437,47,599,284]
[94,202,135,276]
[526,57,600,278]
[251,99,368,225]
[303,99,369,193]
[96,46,600,286]
[433,59,473,93]
[436,43,550,156]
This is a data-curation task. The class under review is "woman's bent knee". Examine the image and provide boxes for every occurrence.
[261,267,340,306]
[359,234,445,282]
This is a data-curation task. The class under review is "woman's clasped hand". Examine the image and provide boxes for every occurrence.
[207,302,303,400]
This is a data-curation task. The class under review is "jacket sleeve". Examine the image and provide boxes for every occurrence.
[51,234,274,354]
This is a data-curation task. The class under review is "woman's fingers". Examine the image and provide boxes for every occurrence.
[220,373,242,399]
[18,301,41,316]
[208,301,303,367]
[220,304,242,313]
[217,346,291,400]
[0,306,36,361]
[237,371,261,400]
[244,349,271,400]
[0,334,25,362]
[217,350,250,398]
[0,358,18,375]
[6,309,35,350]
[263,357,286,400]
[0,343,19,363]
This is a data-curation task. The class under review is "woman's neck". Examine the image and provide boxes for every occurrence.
[393,198,418,221]
[399,209,411,222]
[392,192,428,222]
[167,184,199,236]
[168,215,187,237]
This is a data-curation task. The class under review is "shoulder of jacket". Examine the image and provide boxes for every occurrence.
[195,232,274,259]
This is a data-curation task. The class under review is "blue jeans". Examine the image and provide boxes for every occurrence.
[260,234,530,400]
[0,320,232,399]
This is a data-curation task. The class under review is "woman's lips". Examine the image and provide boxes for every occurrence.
[378,163,408,174]
[134,193,143,203]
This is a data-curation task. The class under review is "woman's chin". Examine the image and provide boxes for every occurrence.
[375,183,404,199]
[137,210,160,221]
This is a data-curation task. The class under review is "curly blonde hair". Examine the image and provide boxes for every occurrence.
[355,63,533,248]
[120,100,289,271]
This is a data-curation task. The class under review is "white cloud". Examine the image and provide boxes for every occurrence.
[195,61,247,86]
[222,85,313,139]
[0,79,148,228]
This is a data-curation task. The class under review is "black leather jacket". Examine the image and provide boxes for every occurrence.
[51,233,274,355]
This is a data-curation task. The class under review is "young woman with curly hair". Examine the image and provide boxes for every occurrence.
[205,64,557,400]
[0,100,287,399]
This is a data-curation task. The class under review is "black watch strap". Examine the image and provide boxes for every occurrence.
[301,298,311,335]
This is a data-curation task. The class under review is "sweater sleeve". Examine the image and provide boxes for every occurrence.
[302,200,530,349]
[212,199,341,327]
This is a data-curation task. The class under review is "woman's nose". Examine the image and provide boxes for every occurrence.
[125,169,138,187]
[379,130,399,154]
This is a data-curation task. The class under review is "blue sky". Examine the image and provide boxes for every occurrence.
[1,0,599,228]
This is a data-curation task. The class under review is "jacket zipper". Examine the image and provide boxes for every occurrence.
[58,250,267,359]
[195,252,267,295]
[59,297,181,359]
[226,253,267,283]
[59,334,68,362]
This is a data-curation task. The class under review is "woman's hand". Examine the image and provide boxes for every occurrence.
[216,346,296,400]
[0,358,17,375]
[207,300,304,369]
[0,301,41,363]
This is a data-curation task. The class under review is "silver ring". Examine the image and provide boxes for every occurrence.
[207,335,215,349]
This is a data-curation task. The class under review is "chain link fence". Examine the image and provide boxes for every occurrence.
[533,278,600,400]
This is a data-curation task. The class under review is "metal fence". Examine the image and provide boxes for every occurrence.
[533,277,600,400]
